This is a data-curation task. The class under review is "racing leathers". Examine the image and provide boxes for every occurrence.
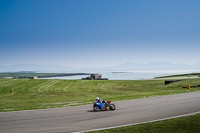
[97,98,107,107]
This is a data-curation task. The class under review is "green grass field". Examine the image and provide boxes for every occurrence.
[89,113,200,133]
[0,78,200,112]
[0,73,87,78]
[155,73,200,79]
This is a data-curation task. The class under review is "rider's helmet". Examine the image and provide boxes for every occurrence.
[96,97,100,101]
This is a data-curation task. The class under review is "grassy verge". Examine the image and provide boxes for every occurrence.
[0,78,200,112]
[0,73,87,78]
[155,73,200,79]
[89,113,200,133]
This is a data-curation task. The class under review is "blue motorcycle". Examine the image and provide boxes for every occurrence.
[93,100,116,111]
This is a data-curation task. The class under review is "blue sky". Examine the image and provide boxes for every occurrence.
[0,0,200,67]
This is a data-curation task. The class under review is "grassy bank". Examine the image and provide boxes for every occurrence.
[0,73,87,78]
[89,113,200,133]
[155,73,200,79]
[0,78,200,112]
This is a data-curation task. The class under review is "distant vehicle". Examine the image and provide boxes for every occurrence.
[82,74,108,80]
[81,77,93,80]
[93,100,115,111]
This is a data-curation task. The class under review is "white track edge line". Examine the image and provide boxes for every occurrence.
[74,111,200,133]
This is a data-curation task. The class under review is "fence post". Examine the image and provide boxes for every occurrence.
[186,84,190,89]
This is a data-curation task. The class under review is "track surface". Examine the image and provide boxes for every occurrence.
[0,92,200,133]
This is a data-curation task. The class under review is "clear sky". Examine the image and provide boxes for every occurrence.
[0,0,200,67]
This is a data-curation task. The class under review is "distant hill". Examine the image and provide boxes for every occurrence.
[0,71,36,73]
[112,61,189,69]
[0,64,76,72]
[0,62,199,72]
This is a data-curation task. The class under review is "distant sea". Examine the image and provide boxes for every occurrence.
[41,67,200,80]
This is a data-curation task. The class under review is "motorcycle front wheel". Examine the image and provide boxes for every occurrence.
[109,104,115,110]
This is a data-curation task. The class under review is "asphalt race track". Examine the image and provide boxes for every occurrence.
[0,92,200,133]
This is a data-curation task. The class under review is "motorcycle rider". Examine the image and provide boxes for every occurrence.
[96,97,107,107]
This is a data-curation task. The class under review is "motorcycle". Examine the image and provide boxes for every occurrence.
[93,100,116,111]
